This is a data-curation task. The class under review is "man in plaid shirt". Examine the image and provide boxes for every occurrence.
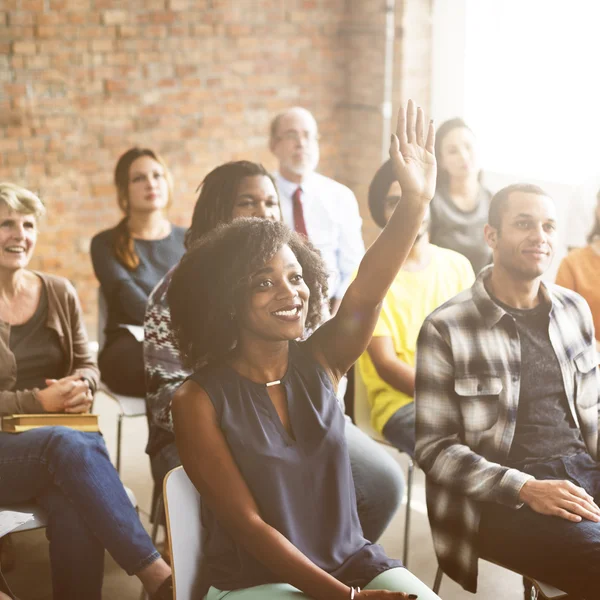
[415,183,600,595]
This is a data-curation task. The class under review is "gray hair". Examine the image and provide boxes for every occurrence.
[0,183,46,219]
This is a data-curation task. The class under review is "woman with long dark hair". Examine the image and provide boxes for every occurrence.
[91,147,185,396]
[430,118,492,274]
[167,103,440,600]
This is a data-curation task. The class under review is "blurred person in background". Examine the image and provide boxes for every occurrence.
[91,147,186,397]
[431,118,492,275]
[269,107,364,315]
[556,189,600,355]
[359,160,474,457]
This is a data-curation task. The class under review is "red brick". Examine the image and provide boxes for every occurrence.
[12,40,36,54]
[90,38,114,52]
[102,10,128,25]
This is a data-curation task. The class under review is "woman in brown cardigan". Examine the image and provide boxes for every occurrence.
[0,183,172,600]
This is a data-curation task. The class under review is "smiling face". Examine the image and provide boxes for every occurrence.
[0,204,37,272]
[231,175,281,222]
[126,155,170,214]
[270,108,320,180]
[237,244,310,342]
[485,191,557,281]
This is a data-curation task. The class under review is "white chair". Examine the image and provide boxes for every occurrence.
[97,289,147,474]
[163,467,204,600]
[353,367,414,567]
[433,562,568,599]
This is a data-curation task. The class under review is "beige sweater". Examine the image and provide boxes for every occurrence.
[0,272,99,416]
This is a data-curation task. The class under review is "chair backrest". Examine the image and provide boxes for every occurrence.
[353,363,387,444]
[97,287,108,353]
[163,466,204,600]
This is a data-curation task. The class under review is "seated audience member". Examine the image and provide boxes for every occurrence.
[269,106,365,314]
[556,189,600,354]
[359,160,474,456]
[430,118,492,275]
[0,183,172,600]
[144,161,405,543]
[416,183,600,596]
[167,102,440,600]
[91,148,185,396]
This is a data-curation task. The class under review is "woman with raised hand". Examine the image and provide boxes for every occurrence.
[0,183,172,600]
[91,147,186,396]
[431,118,492,275]
[556,189,600,355]
[167,102,440,600]
[145,161,405,544]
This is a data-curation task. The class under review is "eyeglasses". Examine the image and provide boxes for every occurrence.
[277,131,320,144]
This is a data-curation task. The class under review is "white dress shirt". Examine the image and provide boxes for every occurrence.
[275,171,365,299]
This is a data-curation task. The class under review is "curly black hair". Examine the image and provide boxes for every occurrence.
[168,218,329,370]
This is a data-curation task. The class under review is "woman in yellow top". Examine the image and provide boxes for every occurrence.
[556,190,600,354]
[358,160,475,456]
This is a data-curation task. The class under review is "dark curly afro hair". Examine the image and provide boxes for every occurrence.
[168,217,329,370]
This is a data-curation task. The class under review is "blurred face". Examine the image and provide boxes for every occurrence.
[0,205,37,272]
[231,175,281,222]
[126,155,170,213]
[270,109,320,179]
[439,126,478,181]
[485,192,557,281]
[382,181,430,241]
[238,245,310,342]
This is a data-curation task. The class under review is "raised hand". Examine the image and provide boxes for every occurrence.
[389,99,436,204]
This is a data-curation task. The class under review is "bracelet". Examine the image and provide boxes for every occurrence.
[350,587,361,599]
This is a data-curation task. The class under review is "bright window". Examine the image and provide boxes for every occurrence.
[464,0,600,184]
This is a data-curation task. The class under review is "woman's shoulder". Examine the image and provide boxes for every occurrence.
[91,227,117,251]
[34,272,78,302]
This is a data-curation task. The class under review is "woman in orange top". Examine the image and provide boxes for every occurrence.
[556,191,600,353]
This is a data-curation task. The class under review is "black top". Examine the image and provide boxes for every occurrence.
[189,341,400,591]
[10,284,65,391]
[430,185,492,275]
[489,296,588,468]
[91,225,186,337]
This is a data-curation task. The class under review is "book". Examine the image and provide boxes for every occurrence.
[1,413,99,433]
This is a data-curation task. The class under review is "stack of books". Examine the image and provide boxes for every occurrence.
[1,414,99,433]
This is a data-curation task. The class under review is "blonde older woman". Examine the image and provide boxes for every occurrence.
[0,183,172,600]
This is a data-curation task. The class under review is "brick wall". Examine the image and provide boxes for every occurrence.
[0,0,432,335]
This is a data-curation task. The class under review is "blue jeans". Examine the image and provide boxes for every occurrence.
[149,421,404,544]
[382,403,415,458]
[0,427,160,600]
[479,452,600,598]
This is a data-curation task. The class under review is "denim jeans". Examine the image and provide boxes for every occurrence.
[382,402,415,459]
[0,427,160,600]
[149,420,404,545]
[478,452,600,598]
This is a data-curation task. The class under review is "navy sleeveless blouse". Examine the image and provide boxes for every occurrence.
[189,341,401,591]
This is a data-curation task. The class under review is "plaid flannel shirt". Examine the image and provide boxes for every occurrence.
[415,266,600,592]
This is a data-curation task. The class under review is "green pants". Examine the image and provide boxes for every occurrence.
[206,567,440,599]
